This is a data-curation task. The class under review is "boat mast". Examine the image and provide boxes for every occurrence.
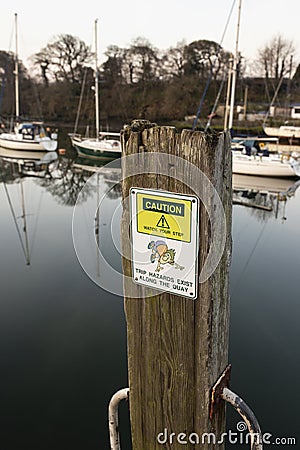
[262,75,285,127]
[228,0,242,130]
[94,19,100,141]
[2,170,30,266]
[224,57,233,130]
[20,179,30,266]
[14,13,20,121]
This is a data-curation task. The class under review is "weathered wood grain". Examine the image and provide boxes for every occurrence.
[121,120,232,449]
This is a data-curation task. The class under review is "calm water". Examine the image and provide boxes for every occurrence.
[0,150,299,449]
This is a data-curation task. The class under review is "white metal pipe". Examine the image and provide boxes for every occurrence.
[222,387,263,450]
[108,388,129,450]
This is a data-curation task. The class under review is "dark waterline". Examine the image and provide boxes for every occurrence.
[0,152,299,449]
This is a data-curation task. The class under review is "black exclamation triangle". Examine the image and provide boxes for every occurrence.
[156,214,170,228]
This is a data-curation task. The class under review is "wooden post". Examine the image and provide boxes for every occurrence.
[121,120,232,449]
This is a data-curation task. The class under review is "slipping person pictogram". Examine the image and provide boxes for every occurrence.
[147,240,184,272]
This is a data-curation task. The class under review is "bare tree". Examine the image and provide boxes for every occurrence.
[125,37,160,84]
[30,50,50,86]
[31,34,93,84]
[257,34,295,97]
[160,41,187,80]
[0,50,32,117]
[183,40,231,80]
[102,45,125,84]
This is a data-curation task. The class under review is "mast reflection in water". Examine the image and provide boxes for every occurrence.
[0,152,299,449]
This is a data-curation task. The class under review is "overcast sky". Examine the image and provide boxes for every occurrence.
[1,0,299,71]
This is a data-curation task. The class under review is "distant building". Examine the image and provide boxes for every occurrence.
[269,106,286,117]
[269,104,300,119]
[290,104,300,119]
[244,112,267,122]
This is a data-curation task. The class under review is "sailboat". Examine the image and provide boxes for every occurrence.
[263,125,300,154]
[0,14,58,152]
[232,150,300,177]
[69,19,121,160]
[261,62,300,153]
[0,147,59,182]
[226,1,300,178]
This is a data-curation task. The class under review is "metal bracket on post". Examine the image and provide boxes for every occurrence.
[108,388,129,450]
[210,365,263,450]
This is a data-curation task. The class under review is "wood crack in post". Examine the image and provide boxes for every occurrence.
[121,120,232,449]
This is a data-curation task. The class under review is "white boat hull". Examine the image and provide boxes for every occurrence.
[232,174,297,193]
[0,147,48,161]
[1,16,58,154]
[264,126,300,139]
[0,133,57,152]
[232,152,300,178]
[71,136,121,159]
[267,142,300,155]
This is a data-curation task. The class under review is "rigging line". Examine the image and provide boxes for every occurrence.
[0,16,16,112]
[232,219,268,294]
[192,67,213,130]
[233,212,251,241]
[205,76,226,130]
[29,190,44,257]
[263,74,285,127]
[31,81,44,121]
[74,68,88,134]
[96,173,100,277]
[8,15,15,53]
[115,83,130,123]
[219,0,237,48]
[0,55,8,113]
[19,178,30,265]
[82,201,97,259]
[82,77,93,133]
[192,0,237,130]
[204,0,237,130]
[0,169,28,263]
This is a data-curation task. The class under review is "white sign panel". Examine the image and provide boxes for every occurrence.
[130,187,199,299]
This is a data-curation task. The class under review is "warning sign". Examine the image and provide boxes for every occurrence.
[130,188,199,299]
[156,215,169,229]
[135,191,193,242]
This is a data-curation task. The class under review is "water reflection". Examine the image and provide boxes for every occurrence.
[0,150,59,266]
[1,149,299,450]
[233,174,300,222]
[73,156,122,199]
[0,151,122,270]
[0,150,130,450]
[0,149,58,180]
[71,156,123,295]
[229,173,300,448]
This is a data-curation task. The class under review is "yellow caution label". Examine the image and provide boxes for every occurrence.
[136,192,192,242]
